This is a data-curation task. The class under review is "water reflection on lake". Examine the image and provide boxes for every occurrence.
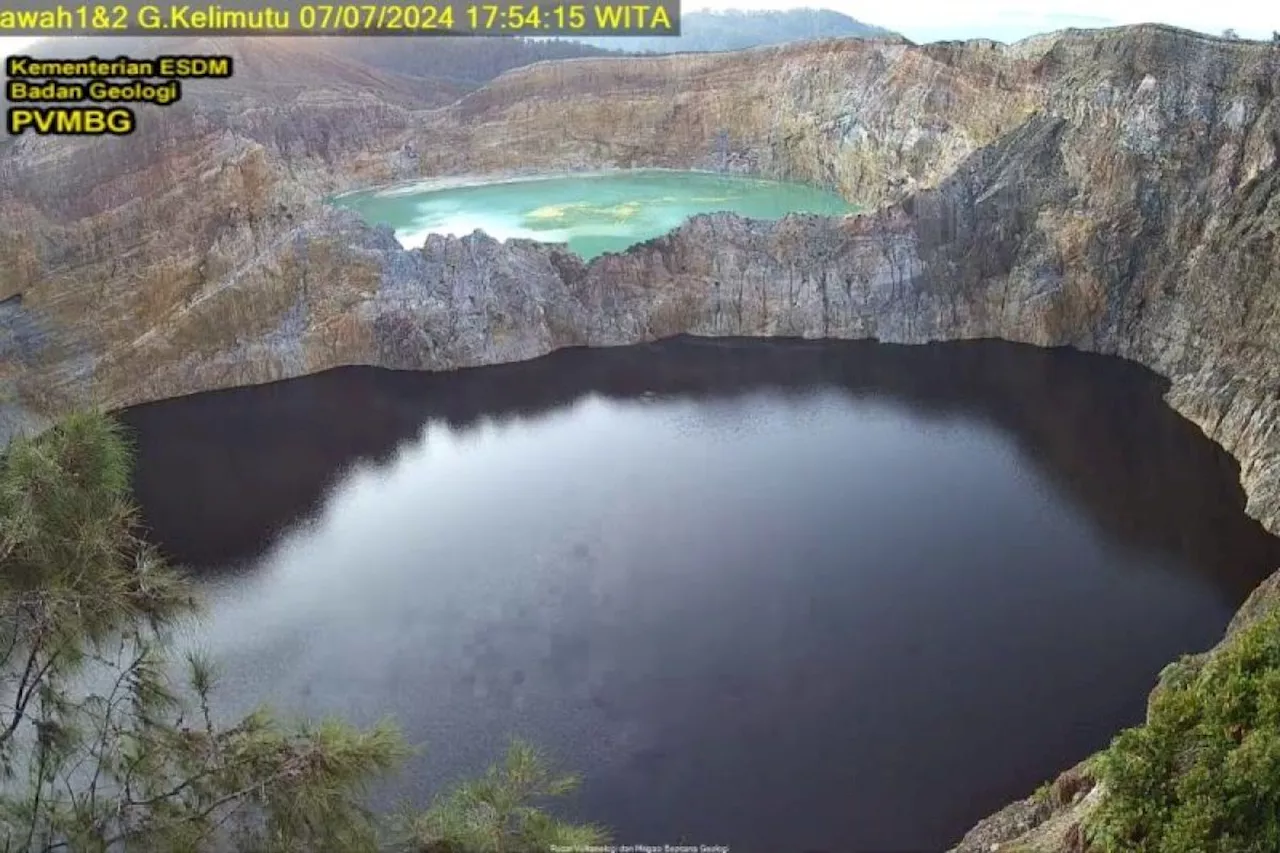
[120,338,1280,852]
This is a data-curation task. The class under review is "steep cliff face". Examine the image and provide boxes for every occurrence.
[411,36,1044,201]
[10,26,1275,528]
[0,31,1058,426]
[2,26,1280,848]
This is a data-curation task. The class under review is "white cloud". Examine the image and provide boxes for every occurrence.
[691,1,1273,41]
[0,36,39,58]
[1,2,1272,59]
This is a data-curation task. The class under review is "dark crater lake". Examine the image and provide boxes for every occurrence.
[119,338,1280,853]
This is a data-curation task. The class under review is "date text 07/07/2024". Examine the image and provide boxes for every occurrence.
[0,2,679,35]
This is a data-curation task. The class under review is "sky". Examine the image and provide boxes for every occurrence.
[0,0,1275,57]
[705,0,1275,41]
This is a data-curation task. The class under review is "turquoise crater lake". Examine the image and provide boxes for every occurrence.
[332,170,857,259]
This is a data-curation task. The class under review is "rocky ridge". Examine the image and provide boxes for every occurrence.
[2,24,1280,850]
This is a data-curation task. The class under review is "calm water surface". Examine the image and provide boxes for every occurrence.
[120,339,1280,853]
[331,170,856,258]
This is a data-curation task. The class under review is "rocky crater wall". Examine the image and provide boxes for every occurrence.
[2,26,1279,849]
[8,25,1274,529]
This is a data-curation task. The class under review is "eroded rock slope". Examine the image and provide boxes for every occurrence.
[2,26,1279,849]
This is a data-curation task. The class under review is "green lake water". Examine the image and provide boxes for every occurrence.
[332,170,857,259]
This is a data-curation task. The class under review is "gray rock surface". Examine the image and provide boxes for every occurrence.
[2,25,1279,851]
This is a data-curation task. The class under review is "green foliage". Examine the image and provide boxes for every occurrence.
[0,412,413,851]
[0,411,604,852]
[400,739,609,853]
[1088,609,1280,853]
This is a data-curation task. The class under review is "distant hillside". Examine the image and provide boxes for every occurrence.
[572,8,897,53]
[9,35,619,109]
[317,36,621,86]
[11,37,471,109]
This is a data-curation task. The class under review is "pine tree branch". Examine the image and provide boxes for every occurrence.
[0,626,53,749]
[0,608,22,673]
[86,644,148,818]
[24,720,51,852]
[42,752,309,853]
